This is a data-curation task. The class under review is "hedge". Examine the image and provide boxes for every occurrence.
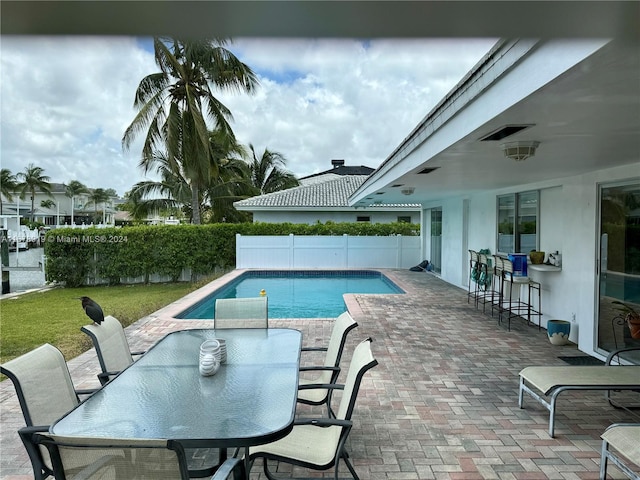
[44,222,420,287]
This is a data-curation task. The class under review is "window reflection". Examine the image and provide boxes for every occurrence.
[497,191,538,254]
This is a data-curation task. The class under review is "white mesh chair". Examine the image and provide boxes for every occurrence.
[0,344,97,480]
[599,423,640,480]
[214,297,268,329]
[25,432,246,480]
[83,317,227,477]
[248,338,378,480]
[298,311,358,416]
[81,315,145,385]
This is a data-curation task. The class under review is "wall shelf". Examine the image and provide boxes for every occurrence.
[529,264,561,272]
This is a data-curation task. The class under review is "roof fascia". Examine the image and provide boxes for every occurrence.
[235,205,421,212]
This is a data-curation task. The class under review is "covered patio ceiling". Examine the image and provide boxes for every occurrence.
[351,40,640,206]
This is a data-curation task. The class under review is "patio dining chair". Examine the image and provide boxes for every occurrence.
[0,344,98,480]
[23,429,246,480]
[83,316,228,477]
[248,338,378,480]
[297,311,358,416]
[81,315,145,385]
[214,297,268,329]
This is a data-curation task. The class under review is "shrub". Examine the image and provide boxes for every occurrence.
[44,222,419,286]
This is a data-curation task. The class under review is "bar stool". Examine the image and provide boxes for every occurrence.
[499,258,542,330]
[490,255,505,318]
[467,250,480,305]
[476,253,496,314]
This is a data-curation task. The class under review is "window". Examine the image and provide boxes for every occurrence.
[356,216,370,222]
[497,190,538,254]
[397,216,411,223]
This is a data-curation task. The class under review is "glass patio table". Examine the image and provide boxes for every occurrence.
[51,328,302,475]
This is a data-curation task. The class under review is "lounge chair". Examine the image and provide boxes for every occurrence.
[81,315,145,385]
[298,311,358,416]
[518,346,640,437]
[248,338,378,480]
[599,423,640,480]
[22,430,246,480]
[0,344,97,480]
[214,297,268,329]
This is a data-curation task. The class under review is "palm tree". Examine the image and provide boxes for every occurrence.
[86,188,111,224]
[65,180,89,226]
[248,144,299,194]
[204,128,255,222]
[126,129,252,223]
[122,37,259,224]
[1,168,17,215]
[126,151,193,221]
[16,164,52,223]
[206,156,257,223]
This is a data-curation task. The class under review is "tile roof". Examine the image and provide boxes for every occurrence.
[235,175,420,209]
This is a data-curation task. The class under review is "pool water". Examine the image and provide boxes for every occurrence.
[177,270,404,319]
[601,271,640,304]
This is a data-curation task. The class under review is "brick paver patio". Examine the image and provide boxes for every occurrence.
[1,269,637,479]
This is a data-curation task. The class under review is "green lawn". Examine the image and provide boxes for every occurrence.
[0,278,219,365]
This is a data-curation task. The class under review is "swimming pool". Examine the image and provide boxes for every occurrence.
[177,270,404,319]
[601,271,640,304]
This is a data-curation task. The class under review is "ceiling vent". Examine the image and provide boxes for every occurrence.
[480,125,534,141]
[417,167,440,175]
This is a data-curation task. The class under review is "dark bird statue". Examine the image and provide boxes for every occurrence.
[77,296,104,325]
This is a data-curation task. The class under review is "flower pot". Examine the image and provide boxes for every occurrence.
[628,313,640,339]
[547,319,571,345]
[529,251,545,265]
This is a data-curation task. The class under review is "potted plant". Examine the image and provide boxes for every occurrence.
[529,250,545,265]
[612,300,640,339]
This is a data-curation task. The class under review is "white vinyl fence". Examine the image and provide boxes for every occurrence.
[236,234,421,269]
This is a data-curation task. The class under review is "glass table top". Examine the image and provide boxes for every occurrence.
[52,328,302,447]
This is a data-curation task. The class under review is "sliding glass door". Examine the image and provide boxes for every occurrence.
[596,182,640,354]
[430,207,442,274]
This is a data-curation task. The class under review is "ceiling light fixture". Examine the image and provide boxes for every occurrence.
[501,141,540,161]
[401,187,415,196]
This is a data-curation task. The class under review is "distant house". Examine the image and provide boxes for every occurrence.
[234,159,421,224]
[0,183,116,227]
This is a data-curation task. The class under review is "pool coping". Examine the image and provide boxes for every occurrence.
[152,268,414,322]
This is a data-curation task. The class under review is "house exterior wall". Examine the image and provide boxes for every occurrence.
[2,190,115,226]
[250,210,420,224]
[421,162,639,357]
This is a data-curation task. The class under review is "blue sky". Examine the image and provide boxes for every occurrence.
[1,37,496,197]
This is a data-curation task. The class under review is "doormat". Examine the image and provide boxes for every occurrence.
[558,356,605,366]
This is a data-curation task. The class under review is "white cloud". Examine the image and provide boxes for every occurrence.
[1,36,496,196]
